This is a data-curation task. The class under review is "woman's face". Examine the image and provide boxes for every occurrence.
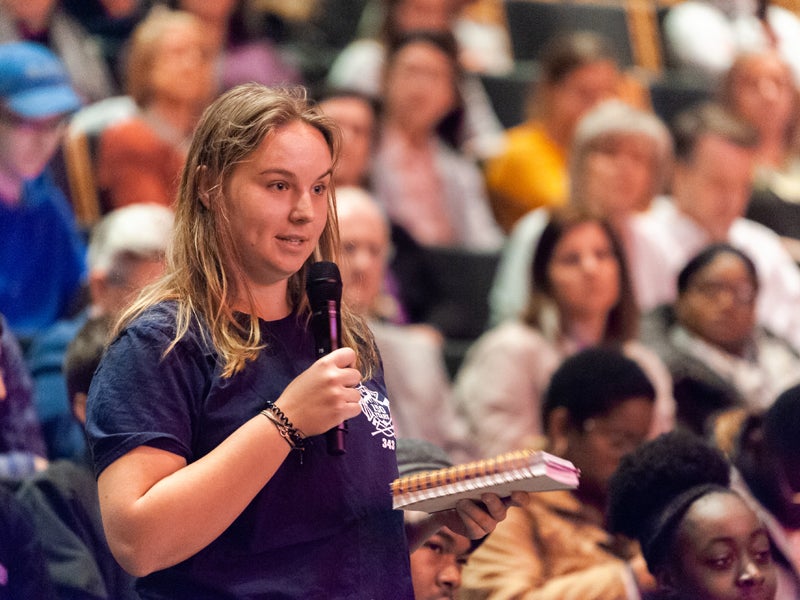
[319,96,375,187]
[547,221,621,322]
[566,396,653,497]
[383,40,457,135]
[675,252,758,355]
[149,22,216,106]
[0,112,66,189]
[224,120,332,290]
[669,492,777,600]
[547,60,619,140]
[580,133,658,216]
[729,53,795,137]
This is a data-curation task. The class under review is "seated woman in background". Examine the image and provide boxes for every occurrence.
[96,6,217,210]
[489,99,673,324]
[452,207,674,460]
[483,31,629,233]
[719,50,800,258]
[607,429,779,600]
[460,348,658,599]
[370,29,503,251]
[641,243,800,435]
[709,385,800,595]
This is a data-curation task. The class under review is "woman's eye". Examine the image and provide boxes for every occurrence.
[708,556,733,570]
[313,184,327,195]
[270,181,288,191]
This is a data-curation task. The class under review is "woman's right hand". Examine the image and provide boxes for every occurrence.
[275,347,364,437]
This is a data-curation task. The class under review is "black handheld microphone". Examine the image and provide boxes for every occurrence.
[306,261,347,455]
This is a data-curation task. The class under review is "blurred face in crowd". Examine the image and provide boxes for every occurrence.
[727,52,796,141]
[320,96,375,187]
[0,109,67,200]
[91,253,166,317]
[337,189,390,316]
[383,39,458,136]
[667,492,777,600]
[580,132,658,217]
[2,0,56,29]
[410,526,472,600]
[676,251,758,356]
[547,221,621,325]
[149,20,216,107]
[563,397,652,501]
[546,60,619,144]
[672,134,754,241]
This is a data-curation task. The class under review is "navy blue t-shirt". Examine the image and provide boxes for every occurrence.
[86,302,413,599]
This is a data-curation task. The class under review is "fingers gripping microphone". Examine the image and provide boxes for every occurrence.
[306,261,347,455]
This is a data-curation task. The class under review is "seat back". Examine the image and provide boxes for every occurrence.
[62,96,137,229]
[504,0,636,67]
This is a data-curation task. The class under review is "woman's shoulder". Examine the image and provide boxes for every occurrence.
[118,302,211,354]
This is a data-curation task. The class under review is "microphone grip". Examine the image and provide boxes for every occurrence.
[326,422,347,455]
[322,299,347,455]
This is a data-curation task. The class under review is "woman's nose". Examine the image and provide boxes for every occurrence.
[737,559,765,587]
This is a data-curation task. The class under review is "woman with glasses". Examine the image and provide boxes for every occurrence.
[641,243,800,435]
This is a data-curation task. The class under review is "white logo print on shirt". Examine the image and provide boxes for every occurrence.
[356,383,395,439]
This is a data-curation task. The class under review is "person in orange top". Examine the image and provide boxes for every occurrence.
[96,6,217,210]
[484,31,622,232]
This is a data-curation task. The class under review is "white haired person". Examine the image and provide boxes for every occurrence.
[27,203,174,461]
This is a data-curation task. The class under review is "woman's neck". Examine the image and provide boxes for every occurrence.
[383,118,433,149]
[565,315,607,347]
[146,98,201,141]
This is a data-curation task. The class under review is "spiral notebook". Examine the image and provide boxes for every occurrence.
[391,448,580,513]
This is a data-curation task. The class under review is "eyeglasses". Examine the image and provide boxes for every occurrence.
[691,280,758,305]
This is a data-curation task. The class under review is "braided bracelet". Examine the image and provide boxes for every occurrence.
[260,404,306,451]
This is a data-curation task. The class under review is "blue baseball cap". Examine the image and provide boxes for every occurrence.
[0,41,83,119]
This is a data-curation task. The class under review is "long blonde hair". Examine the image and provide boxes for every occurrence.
[118,84,377,378]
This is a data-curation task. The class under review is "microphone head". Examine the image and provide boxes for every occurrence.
[306,261,343,306]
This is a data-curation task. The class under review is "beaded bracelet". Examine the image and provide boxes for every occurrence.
[260,404,306,451]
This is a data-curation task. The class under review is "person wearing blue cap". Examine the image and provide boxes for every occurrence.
[0,41,87,345]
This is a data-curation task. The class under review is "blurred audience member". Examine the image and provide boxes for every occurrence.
[96,6,217,209]
[719,50,800,257]
[460,348,657,599]
[318,89,377,188]
[641,244,800,435]
[608,429,779,600]
[337,186,470,461]
[717,385,800,590]
[0,41,86,342]
[483,31,623,232]
[396,438,477,600]
[633,102,800,353]
[165,0,302,91]
[0,482,56,599]
[27,203,172,461]
[371,30,503,250]
[489,99,673,324]
[663,0,800,87]
[0,314,48,478]
[327,0,505,160]
[452,208,674,460]
[15,314,138,599]
[0,0,116,102]
[61,0,147,88]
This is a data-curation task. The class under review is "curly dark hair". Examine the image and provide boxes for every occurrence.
[606,430,732,572]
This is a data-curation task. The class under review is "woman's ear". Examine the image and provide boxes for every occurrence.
[197,165,212,210]
[546,406,571,456]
